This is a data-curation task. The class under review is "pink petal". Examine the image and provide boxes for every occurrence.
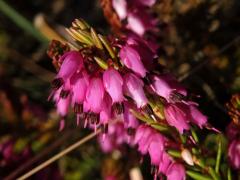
[86,77,105,113]
[103,68,124,103]
[124,73,148,108]
[120,45,147,77]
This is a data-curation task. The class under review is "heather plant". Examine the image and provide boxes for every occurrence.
[0,0,240,180]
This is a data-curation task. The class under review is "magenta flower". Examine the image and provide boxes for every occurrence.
[54,89,71,117]
[133,0,156,7]
[135,125,166,160]
[71,71,89,106]
[166,163,186,180]
[228,139,240,169]
[112,0,157,36]
[152,74,187,101]
[226,122,240,140]
[126,32,158,54]
[55,51,84,83]
[54,89,71,131]
[148,134,165,166]
[86,77,105,113]
[123,102,139,129]
[189,105,207,128]
[112,0,127,20]
[164,103,190,134]
[123,73,148,108]
[100,94,113,125]
[134,125,153,154]
[103,68,124,103]
[158,152,172,174]
[98,122,126,153]
[127,10,156,36]
[120,45,147,78]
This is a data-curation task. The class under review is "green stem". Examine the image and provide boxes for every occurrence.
[215,140,222,173]
[227,168,232,180]
[209,167,220,180]
[186,170,213,180]
[0,0,48,43]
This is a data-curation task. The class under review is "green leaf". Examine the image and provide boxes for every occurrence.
[90,28,103,49]
[167,149,181,158]
[215,139,222,173]
[98,34,116,59]
[0,0,48,44]
[94,56,108,70]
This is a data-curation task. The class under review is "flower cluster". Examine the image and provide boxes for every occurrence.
[226,94,240,169]
[135,125,186,180]
[226,122,240,169]
[111,0,157,36]
[48,19,211,179]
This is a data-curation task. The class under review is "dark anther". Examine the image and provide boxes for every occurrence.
[127,127,135,136]
[151,166,157,174]
[142,104,157,121]
[89,113,100,124]
[169,92,187,103]
[113,102,124,114]
[51,78,63,90]
[60,89,70,99]
[143,72,153,85]
[142,104,154,116]
[74,103,83,114]
[100,124,109,134]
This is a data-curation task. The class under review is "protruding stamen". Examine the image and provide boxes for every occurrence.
[143,72,153,85]
[127,127,136,136]
[142,104,157,121]
[100,124,109,134]
[88,113,100,124]
[59,118,65,131]
[51,78,63,90]
[169,91,187,103]
[60,89,70,99]
[74,103,83,114]
[113,102,124,114]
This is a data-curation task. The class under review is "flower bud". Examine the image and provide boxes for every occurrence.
[181,149,194,166]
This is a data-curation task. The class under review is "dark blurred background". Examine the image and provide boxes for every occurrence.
[0,0,240,179]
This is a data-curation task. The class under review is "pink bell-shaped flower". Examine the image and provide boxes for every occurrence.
[228,139,240,169]
[189,105,207,128]
[166,163,186,180]
[127,9,156,36]
[120,45,147,78]
[57,51,84,81]
[54,88,71,131]
[124,73,148,108]
[103,68,124,103]
[152,74,187,101]
[158,152,172,174]
[100,93,113,125]
[148,134,165,166]
[112,0,127,20]
[123,102,139,129]
[54,89,71,117]
[71,71,89,106]
[133,0,156,7]
[164,103,190,134]
[86,77,105,113]
[134,125,153,154]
